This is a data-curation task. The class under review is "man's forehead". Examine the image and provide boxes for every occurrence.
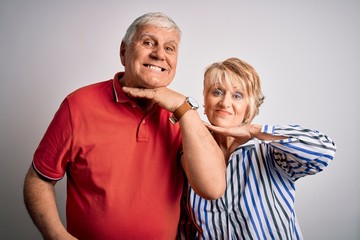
[135,25,180,42]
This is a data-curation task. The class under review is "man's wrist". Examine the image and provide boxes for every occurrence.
[169,97,199,124]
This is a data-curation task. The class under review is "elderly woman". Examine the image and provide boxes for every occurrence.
[178,57,336,240]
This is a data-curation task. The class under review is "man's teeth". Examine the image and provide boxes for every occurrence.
[146,65,163,72]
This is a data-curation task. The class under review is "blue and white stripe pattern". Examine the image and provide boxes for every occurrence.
[180,125,336,240]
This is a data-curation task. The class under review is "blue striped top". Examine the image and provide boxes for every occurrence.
[178,125,336,240]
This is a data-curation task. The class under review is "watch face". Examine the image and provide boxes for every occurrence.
[187,97,199,109]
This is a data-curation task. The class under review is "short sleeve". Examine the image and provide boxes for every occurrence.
[33,98,73,180]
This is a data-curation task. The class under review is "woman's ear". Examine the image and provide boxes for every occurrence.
[243,103,251,124]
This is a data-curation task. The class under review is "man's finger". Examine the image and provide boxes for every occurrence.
[122,87,155,99]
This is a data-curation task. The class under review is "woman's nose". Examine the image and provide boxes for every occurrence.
[219,94,231,107]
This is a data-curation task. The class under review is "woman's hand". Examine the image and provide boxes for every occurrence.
[205,123,262,152]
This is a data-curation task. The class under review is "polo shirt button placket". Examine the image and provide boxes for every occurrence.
[137,117,149,142]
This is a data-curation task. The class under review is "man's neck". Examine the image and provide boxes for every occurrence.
[118,74,156,112]
[136,98,155,113]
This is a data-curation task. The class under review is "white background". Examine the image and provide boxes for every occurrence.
[1,1,359,239]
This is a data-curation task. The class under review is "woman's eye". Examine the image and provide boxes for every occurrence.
[233,93,243,100]
[213,89,223,96]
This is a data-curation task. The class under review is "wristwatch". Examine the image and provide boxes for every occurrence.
[169,97,199,124]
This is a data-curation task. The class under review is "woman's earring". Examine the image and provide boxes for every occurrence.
[203,105,206,115]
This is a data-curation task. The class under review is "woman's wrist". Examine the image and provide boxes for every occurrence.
[249,124,262,139]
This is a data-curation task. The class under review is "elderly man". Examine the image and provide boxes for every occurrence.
[23,12,225,239]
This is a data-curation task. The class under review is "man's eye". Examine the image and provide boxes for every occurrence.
[165,46,175,53]
[143,40,154,47]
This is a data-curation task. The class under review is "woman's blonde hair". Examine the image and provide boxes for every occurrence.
[203,57,265,123]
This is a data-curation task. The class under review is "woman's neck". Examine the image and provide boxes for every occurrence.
[213,133,235,162]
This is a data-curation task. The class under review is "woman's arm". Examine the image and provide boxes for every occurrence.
[257,124,337,180]
[206,123,336,181]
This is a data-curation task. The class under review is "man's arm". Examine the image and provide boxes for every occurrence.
[23,166,76,240]
[122,86,226,200]
[177,109,226,199]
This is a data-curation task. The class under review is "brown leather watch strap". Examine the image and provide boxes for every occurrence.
[169,97,198,124]
[169,101,192,124]
[173,101,192,121]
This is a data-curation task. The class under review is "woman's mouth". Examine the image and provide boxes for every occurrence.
[215,109,232,116]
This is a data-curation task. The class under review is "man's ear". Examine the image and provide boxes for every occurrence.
[120,41,126,66]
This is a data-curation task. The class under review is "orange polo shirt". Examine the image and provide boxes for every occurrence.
[33,72,184,239]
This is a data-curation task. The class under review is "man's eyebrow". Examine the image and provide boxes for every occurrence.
[137,32,179,46]
[137,32,157,40]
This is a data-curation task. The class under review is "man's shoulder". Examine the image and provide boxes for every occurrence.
[64,78,114,108]
[68,72,123,99]
[72,79,112,95]
[67,79,112,99]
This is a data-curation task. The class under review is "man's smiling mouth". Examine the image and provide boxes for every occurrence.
[144,64,166,72]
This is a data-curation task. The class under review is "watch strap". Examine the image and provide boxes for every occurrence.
[169,100,192,124]
[174,101,192,120]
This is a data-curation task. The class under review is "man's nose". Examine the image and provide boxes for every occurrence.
[150,46,165,60]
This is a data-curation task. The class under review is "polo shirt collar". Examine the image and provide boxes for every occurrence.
[112,72,130,103]
[112,72,160,114]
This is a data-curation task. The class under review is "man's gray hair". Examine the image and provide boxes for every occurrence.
[122,12,181,44]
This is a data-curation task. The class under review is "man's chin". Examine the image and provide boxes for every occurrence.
[142,78,172,88]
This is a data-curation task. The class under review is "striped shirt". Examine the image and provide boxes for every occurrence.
[178,125,336,240]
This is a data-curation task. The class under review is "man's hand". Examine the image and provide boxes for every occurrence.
[122,86,185,112]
